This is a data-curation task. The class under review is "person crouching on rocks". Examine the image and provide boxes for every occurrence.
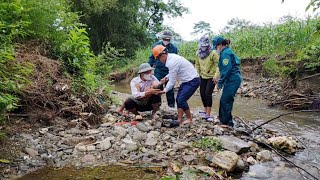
[152,45,200,125]
[117,63,165,121]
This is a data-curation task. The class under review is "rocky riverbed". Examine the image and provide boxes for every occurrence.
[2,91,319,180]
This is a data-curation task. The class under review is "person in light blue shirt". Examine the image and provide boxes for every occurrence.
[148,30,178,108]
[212,35,242,127]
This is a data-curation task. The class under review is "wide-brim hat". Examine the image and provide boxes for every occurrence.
[159,30,173,39]
[138,63,154,74]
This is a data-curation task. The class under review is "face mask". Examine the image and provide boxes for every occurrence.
[143,74,152,80]
[200,47,207,51]
[163,41,170,46]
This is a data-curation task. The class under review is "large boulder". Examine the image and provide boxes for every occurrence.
[206,151,240,172]
[267,136,298,154]
[218,136,250,154]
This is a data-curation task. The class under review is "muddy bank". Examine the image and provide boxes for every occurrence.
[1,91,319,180]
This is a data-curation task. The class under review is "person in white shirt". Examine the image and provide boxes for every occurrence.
[152,45,200,125]
[117,63,164,121]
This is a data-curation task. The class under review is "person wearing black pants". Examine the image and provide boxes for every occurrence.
[200,77,215,110]
[195,36,220,121]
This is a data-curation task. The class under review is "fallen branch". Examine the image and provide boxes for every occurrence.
[298,73,320,81]
[252,138,319,180]
[250,110,320,133]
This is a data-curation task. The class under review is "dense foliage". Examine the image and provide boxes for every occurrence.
[0,0,188,120]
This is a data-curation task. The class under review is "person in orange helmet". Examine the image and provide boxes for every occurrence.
[152,45,200,125]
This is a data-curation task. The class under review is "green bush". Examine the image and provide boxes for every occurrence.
[300,37,320,71]
[193,137,222,151]
[60,27,112,94]
[262,58,282,77]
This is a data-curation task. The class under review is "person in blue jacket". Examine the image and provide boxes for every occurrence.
[212,35,242,127]
[148,30,178,108]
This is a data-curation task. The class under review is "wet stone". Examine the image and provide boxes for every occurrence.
[136,123,150,132]
[207,151,239,172]
[218,135,250,154]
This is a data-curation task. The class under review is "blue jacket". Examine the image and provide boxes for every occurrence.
[148,41,178,80]
[217,47,242,89]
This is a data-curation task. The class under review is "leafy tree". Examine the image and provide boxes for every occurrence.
[70,0,188,56]
[192,21,213,36]
[222,18,254,33]
[282,0,320,12]
[306,0,320,11]
[139,0,189,36]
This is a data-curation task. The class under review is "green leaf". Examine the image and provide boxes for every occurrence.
[0,159,10,164]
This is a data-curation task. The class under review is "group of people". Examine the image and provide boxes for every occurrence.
[117,30,242,127]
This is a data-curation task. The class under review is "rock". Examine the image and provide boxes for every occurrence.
[74,142,96,152]
[247,92,256,98]
[65,128,86,135]
[247,156,257,164]
[154,122,162,129]
[170,163,181,173]
[207,151,239,172]
[98,137,113,150]
[87,129,100,135]
[257,150,272,162]
[113,126,127,138]
[196,166,220,177]
[100,123,112,127]
[81,154,96,163]
[121,138,136,145]
[63,136,96,146]
[234,159,247,172]
[145,137,157,146]
[24,147,39,158]
[132,131,147,141]
[267,136,298,154]
[127,126,140,135]
[39,128,48,135]
[213,125,224,135]
[183,155,195,162]
[86,145,96,151]
[148,131,160,138]
[179,167,198,180]
[172,141,191,151]
[126,144,138,152]
[136,123,150,132]
[20,133,33,140]
[218,135,250,154]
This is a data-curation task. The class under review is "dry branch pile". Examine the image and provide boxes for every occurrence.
[13,42,110,125]
[271,91,320,110]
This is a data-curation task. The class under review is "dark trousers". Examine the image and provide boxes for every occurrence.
[166,88,175,108]
[176,77,200,111]
[200,77,215,107]
[124,95,161,112]
[219,79,241,127]
[155,73,175,107]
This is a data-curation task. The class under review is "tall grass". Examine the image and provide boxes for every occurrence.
[120,17,319,77]
[225,18,319,58]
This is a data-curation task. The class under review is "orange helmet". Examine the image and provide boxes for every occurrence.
[152,45,166,59]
